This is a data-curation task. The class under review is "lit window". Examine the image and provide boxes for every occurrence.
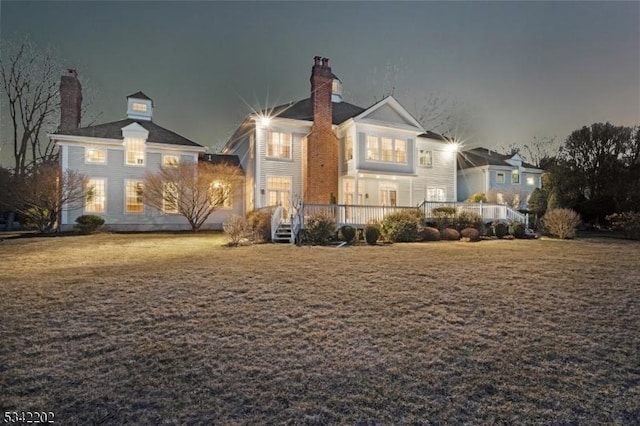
[209,181,231,208]
[419,150,432,167]
[395,139,406,163]
[132,103,147,112]
[380,184,398,206]
[381,138,393,162]
[267,131,292,159]
[344,136,353,161]
[86,178,106,213]
[85,147,106,164]
[125,180,144,213]
[163,183,179,213]
[366,136,379,161]
[125,138,145,165]
[163,155,179,167]
[267,176,291,211]
[496,173,505,184]
[427,187,446,202]
[526,176,535,186]
[512,169,520,184]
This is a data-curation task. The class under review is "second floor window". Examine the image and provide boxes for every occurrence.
[209,181,232,208]
[365,136,407,164]
[163,155,179,167]
[419,150,432,167]
[85,147,106,164]
[344,136,353,161]
[496,172,505,184]
[125,138,145,165]
[267,131,291,159]
[512,169,520,184]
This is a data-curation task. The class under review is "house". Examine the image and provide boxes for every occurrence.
[223,56,459,231]
[457,147,544,209]
[51,70,243,231]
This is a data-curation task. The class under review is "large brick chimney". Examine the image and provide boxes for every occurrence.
[59,69,82,131]
[304,56,339,204]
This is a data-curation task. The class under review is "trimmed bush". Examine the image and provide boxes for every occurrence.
[420,226,441,241]
[246,210,271,242]
[74,214,105,234]
[223,215,249,246]
[339,225,356,243]
[460,227,480,241]
[465,192,487,203]
[456,211,483,231]
[606,212,640,240]
[364,223,380,245]
[303,212,337,245]
[380,210,422,242]
[493,222,509,239]
[432,206,457,230]
[542,208,581,239]
[509,221,526,239]
[441,228,461,241]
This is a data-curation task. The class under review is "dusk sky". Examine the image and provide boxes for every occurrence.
[1,1,638,166]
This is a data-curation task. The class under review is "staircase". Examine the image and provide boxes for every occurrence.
[273,223,292,243]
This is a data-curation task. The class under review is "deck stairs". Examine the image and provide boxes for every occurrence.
[273,223,292,243]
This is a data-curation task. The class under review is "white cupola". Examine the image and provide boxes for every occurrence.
[331,75,343,103]
[126,91,153,121]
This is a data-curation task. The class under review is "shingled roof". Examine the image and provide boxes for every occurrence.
[267,98,365,125]
[54,119,203,148]
[127,91,152,101]
[458,147,539,170]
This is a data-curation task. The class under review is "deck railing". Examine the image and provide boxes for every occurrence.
[418,201,527,225]
[270,206,283,241]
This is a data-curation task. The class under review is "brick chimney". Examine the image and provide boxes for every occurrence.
[304,56,339,204]
[59,69,82,131]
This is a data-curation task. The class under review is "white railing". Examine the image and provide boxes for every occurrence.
[270,206,283,241]
[298,201,527,229]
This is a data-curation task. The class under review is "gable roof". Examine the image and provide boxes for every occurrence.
[458,147,540,170]
[267,98,365,125]
[127,91,152,101]
[353,96,424,130]
[54,119,203,148]
[201,153,242,170]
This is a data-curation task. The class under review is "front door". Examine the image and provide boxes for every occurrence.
[267,176,292,218]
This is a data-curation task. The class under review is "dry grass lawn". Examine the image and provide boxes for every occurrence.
[1,233,639,424]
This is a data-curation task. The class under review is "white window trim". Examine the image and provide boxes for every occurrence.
[266,131,293,160]
[427,187,446,202]
[124,180,144,215]
[365,135,408,164]
[511,169,520,184]
[162,154,180,167]
[418,149,433,167]
[85,178,107,213]
[124,138,146,167]
[84,147,107,165]
[496,172,505,184]
[209,181,232,209]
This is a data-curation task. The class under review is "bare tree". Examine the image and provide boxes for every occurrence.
[142,161,242,232]
[413,93,476,143]
[7,163,88,232]
[0,39,63,175]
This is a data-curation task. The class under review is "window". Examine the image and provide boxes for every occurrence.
[163,183,179,213]
[163,155,179,167]
[395,139,406,163]
[85,147,106,164]
[512,169,520,184]
[267,131,292,159]
[85,178,105,213]
[381,138,393,162]
[344,136,353,161]
[379,184,397,206]
[496,172,505,184]
[343,179,365,205]
[125,138,145,165]
[125,180,144,213]
[427,187,446,202]
[366,136,379,161]
[132,102,147,112]
[526,176,535,186]
[267,176,291,213]
[419,150,432,167]
[209,181,231,208]
[366,136,407,163]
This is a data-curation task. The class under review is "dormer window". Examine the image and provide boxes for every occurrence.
[132,102,147,112]
[331,77,343,103]
[125,138,145,165]
[511,169,520,184]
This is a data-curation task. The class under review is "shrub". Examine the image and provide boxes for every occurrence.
[339,225,356,243]
[364,223,380,245]
[542,208,581,239]
[74,215,105,234]
[246,210,271,242]
[432,206,457,230]
[303,212,336,245]
[441,228,461,241]
[420,226,440,241]
[606,211,640,240]
[380,210,422,242]
[460,227,480,241]
[23,207,52,232]
[508,221,527,239]
[466,192,487,203]
[493,222,509,239]
[223,215,249,246]
[455,210,483,231]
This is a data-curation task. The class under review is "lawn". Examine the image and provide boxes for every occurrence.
[1,233,639,424]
